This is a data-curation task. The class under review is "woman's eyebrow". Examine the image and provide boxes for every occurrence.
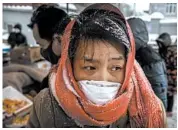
[109,56,124,61]
[82,56,99,63]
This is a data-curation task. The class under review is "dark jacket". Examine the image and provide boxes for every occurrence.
[165,45,177,96]
[156,34,177,96]
[8,32,27,49]
[27,88,130,128]
[128,18,168,109]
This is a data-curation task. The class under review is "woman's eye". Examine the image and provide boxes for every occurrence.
[111,66,121,71]
[83,66,96,70]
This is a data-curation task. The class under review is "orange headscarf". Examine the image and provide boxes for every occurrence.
[52,4,165,127]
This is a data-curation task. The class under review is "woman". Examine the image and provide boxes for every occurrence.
[27,4,166,128]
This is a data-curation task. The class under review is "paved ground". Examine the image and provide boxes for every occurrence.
[167,95,177,128]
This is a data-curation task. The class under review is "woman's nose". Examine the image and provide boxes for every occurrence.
[97,68,113,82]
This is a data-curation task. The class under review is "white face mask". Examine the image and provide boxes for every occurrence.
[78,80,121,105]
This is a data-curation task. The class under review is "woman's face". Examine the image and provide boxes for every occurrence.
[73,39,126,83]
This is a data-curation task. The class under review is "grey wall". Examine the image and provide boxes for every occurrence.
[147,19,177,35]
[149,3,177,17]
[150,19,160,34]
[149,3,166,14]
[3,9,36,46]
[160,23,177,35]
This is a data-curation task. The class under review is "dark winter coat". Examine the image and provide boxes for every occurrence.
[128,18,168,109]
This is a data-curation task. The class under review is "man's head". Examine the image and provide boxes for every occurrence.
[12,23,22,33]
[156,33,172,48]
[156,33,172,58]
[127,18,149,51]
[28,4,70,64]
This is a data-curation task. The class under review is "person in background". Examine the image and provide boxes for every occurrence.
[127,18,168,109]
[28,4,70,90]
[28,4,70,65]
[156,33,177,117]
[8,23,27,49]
[27,4,166,128]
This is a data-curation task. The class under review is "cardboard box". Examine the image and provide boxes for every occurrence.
[10,46,42,64]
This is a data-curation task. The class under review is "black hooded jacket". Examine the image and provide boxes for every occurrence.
[128,18,168,108]
[8,32,27,49]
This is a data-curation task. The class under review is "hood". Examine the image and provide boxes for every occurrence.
[127,18,149,51]
[156,33,172,47]
[57,3,136,100]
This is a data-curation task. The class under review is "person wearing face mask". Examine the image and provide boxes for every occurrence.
[28,4,70,64]
[8,23,27,49]
[28,4,70,90]
[27,4,166,128]
[156,33,177,117]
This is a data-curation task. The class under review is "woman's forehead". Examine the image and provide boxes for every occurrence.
[75,39,125,59]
